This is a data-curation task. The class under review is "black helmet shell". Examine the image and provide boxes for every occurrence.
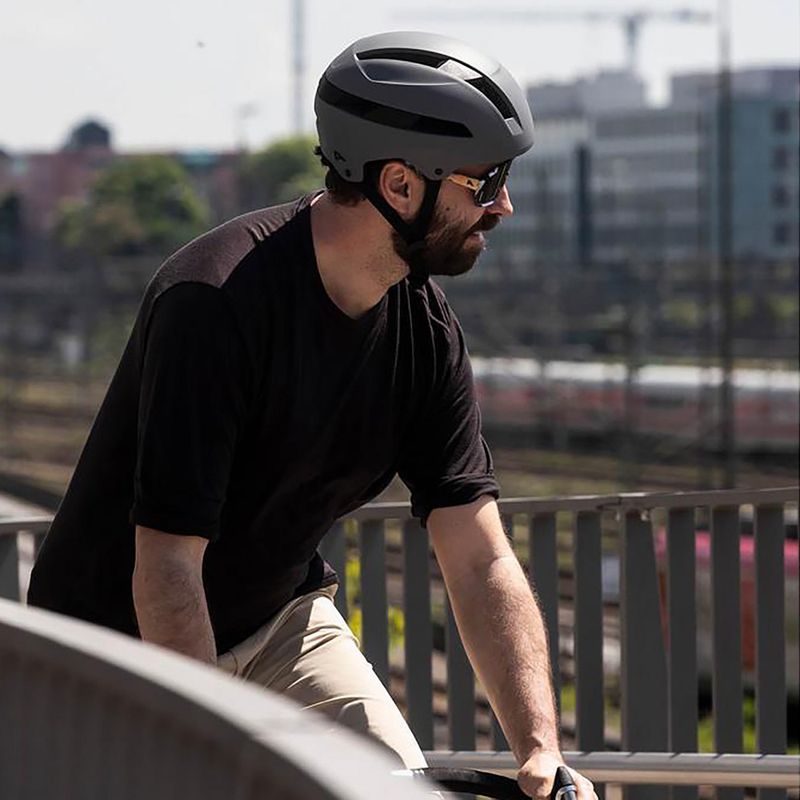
[315,31,534,182]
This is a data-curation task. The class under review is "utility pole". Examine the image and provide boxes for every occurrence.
[235,103,258,152]
[609,157,641,490]
[535,164,567,451]
[292,0,306,134]
[716,0,736,487]
[695,106,716,489]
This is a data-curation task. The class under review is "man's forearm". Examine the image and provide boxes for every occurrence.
[132,562,217,665]
[444,553,560,763]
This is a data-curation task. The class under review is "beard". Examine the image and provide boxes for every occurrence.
[392,205,500,279]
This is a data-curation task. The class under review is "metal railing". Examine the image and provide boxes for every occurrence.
[3,487,799,793]
[424,752,800,788]
[320,487,800,796]
[0,515,49,602]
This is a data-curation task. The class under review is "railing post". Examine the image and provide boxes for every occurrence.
[574,511,605,752]
[402,519,434,751]
[359,520,389,687]
[666,507,698,800]
[0,534,20,601]
[621,509,668,800]
[445,595,475,751]
[711,505,744,800]
[754,504,787,800]
[529,513,560,716]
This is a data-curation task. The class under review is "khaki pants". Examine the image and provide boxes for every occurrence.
[217,585,427,769]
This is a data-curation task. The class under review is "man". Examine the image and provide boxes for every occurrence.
[29,31,595,800]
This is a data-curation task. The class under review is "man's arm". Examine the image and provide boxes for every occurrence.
[132,526,216,665]
[428,496,595,800]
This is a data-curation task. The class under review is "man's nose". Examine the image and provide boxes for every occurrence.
[488,186,513,217]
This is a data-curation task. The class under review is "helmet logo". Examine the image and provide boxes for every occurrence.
[333,150,346,162]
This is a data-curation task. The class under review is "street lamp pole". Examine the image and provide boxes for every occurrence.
[716,0,736,487]
[292,0,306,134]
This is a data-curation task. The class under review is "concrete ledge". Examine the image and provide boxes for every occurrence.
[0,599,433,800]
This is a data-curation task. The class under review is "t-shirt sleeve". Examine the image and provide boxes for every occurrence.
[397,308,500,526]
[130,282,252,540]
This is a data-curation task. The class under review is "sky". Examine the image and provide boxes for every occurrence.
[2,0,798,153]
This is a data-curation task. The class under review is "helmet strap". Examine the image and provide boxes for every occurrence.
[359,175,441,289]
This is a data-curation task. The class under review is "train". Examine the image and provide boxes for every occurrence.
[472,358,800,453]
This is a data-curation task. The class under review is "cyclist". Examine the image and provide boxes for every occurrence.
[29,31,595,800]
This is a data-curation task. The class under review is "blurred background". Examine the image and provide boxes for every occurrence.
[1,0,798,508]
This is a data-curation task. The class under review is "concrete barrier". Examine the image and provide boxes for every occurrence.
[0,599,433,800]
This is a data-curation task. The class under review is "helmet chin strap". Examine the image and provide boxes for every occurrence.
[358,177,442,289]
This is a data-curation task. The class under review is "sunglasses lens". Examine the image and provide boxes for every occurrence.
[475,161,511,206]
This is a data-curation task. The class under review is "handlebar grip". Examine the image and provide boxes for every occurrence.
[551,766,577,800]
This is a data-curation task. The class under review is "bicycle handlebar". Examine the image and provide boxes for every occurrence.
[552,765,578,800]
[397,764,578,800]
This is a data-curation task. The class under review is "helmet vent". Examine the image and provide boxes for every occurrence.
[318,77,472,138]
[357,47,520,125]
[357,48,448,69]
[438,59,481,81]
[465,76,520,125]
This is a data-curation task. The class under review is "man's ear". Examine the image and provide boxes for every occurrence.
[377,162,424,221]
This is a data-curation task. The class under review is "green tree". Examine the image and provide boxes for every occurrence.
[55,155,209,259]
[238,135,325,210]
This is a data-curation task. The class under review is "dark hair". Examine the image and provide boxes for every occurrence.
[314,145,365,206]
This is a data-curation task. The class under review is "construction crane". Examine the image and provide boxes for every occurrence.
[398,7,714,75]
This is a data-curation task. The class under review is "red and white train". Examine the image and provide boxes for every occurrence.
[472,358,800,453]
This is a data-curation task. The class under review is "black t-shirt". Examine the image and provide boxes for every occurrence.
[28,195,499,653]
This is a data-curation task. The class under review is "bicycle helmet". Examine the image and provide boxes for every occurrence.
[314,31,534,284]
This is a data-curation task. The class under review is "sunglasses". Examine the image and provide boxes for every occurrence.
[446,160,512,207]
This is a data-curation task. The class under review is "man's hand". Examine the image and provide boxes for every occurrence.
[517,750,596,800]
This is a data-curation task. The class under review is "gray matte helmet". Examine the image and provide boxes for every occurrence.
[315,31,535,183]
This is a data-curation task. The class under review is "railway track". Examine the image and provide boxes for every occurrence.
[3,381,795,498]
[2,403,97,427]
[492,446,795,491]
